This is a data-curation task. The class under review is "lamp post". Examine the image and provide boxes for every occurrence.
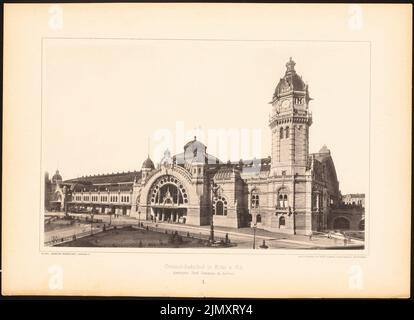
[252,223,257,249]
[90,213,95,235]
[63,185,72,218]
[138,211,141,228]
[210,181,219,244]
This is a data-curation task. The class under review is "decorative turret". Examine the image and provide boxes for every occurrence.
[318,145,330,155]
[141,156,155,184]
[142,157,155,170]
[52,169,62,185]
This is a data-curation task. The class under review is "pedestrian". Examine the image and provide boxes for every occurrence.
[309,232,313,241]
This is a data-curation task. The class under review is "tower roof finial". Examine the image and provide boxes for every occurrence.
[147,136,150,158]
[286,57,296,74]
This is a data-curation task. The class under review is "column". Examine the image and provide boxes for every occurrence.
[316,192,320,210]
[290,124,295,166]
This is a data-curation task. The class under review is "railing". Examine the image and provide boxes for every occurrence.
[45,221,232,247]
[132,224,231,245]
[44,229,97,246]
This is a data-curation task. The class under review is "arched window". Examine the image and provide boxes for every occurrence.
[285,127,289,139]
[216,201,224,215]
[251,191,259,208]
[214,196,228,216]
[278,189,289,208]
[280,127,284,139]
[279,216,286,228]
[256,214,262,223]
[150,176,188,205]
[278,195,283,208]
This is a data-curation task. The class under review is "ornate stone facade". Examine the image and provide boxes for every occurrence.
[47,58,365,235]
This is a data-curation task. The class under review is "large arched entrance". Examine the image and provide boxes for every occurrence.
[148,175,189,223]
[333,217,350,230]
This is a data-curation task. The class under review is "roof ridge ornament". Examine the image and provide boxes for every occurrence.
[286,57,296,74]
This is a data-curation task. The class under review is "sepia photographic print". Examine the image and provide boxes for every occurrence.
[43,42,368,250]
[3,4,410,298]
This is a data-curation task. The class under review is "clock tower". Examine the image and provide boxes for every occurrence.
[269,58,313,176]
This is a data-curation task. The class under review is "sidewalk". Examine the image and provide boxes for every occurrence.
[141,221,363,249]
[48,213,363,249]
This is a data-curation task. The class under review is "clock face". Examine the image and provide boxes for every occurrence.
[281,99,291,110]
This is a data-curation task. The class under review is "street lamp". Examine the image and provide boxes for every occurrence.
[138,211,141,228]
[90,213,94,235]
[210,181,219,244]
[63,185,72,218]
[252,223,257,249]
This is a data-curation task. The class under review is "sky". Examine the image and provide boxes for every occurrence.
[43,39,369,194]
